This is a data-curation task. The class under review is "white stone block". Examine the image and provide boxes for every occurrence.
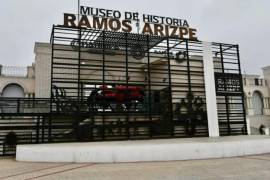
[16,136,270,163]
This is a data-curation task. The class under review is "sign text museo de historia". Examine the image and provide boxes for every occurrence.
[64,6,198,40]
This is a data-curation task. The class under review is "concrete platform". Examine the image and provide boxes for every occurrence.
[16,135,270,163]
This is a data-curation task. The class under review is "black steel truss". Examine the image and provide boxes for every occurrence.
[212,43,247,135]
[0,25,247,156]
[49,25,209,141]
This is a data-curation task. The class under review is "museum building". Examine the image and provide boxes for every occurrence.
[0,6,248,156]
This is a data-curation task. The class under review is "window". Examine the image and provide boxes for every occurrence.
[254,78,263,86]
[255,78,259,86]
[252,91,263,115]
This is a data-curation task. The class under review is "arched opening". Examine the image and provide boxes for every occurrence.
[252,91,263,115]
[1,83,25,97]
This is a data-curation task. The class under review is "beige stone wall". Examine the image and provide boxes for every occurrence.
[243,74,270,116]
[34,42,206,98]
[0,76,35,97]
[34,42,52,98]
[243,73,270,130]
[248,115,270,129]
[80,50,147,84]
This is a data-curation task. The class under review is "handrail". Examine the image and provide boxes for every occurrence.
[0,98,51,114]
[0,66,27,77]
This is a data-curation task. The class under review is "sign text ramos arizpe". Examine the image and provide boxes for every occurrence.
[63,6,198,40]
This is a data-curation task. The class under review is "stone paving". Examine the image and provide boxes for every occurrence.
[1,154,270,180]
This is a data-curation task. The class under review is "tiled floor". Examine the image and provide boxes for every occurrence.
[1,154,270,180]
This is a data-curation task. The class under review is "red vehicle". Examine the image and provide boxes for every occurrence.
[87,85,145,111]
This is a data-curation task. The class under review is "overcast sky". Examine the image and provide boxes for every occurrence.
[0,0,269,75]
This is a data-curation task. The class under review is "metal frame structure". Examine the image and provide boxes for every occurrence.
[49,25,209,141]
[213,43,247,135]
[0,25,247,156]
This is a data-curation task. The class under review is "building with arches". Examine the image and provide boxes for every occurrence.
[0,65,35,98]
[1,41,269,138]
[0,26,248,155]
[243,67,270,133]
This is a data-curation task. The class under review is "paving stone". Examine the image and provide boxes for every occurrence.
[1,155,270,179]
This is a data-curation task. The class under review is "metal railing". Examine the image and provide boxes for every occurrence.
[0,66,27,77]
[0,98,50,115]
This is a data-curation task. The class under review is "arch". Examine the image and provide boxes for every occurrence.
[0,81,28,95]
[1,83,25,97]
[252,91,264,115]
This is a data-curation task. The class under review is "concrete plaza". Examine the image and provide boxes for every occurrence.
[1,154,270,180]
